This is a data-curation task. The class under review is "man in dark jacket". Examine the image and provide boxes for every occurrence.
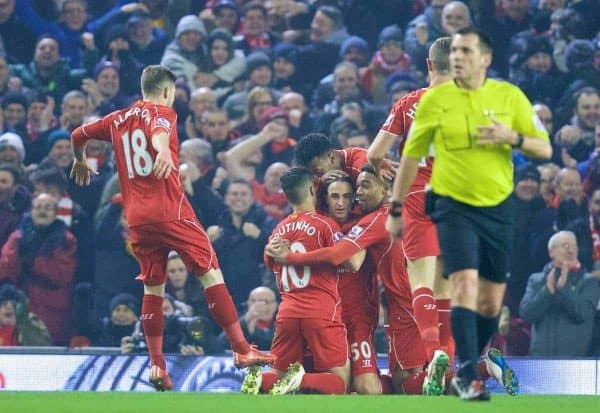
[568,188,600,272]
[0,163,30,247]
[520,230,600,356]
[207,179,276,307]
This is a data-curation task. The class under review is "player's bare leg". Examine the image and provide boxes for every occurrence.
[198,268,275,367]
[353,373,383,394]
[142,283,172,391]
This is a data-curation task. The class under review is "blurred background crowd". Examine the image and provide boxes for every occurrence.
[0,0,599,358]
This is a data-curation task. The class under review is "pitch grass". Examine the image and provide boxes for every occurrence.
[0,393,599,413]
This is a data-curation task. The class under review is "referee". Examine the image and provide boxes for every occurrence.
[386,27,551,401]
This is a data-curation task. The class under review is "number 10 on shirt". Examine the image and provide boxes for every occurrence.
[122,128,153,178]
[281,241,311,292]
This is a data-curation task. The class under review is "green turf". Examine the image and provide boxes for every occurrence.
[0,393,599,413]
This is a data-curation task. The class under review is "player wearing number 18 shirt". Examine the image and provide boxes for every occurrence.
[69,66,273,391]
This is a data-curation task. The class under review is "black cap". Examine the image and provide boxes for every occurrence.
[515,162,541,184]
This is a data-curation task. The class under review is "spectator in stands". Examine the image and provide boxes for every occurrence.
[30,166,94,285]
[93,193,142,319]
[231,85,275,136]
[0,193,77,345]
[0,132,24,167]
[507,163,547,314]
[317,61,363,116]
[22,93,55,164]
[404,0,448,71]
[252,162,290,221]
[257,106,295,171]
[58,90,88,132]
[0,283,51,346]
[2,92,28,137]
[81,26,144,98]
[235,2,278,55]
[96,292,139,348]
[272,43,310,99]
[161,14,208,90]
[224,53,280,123]
[0,162,29,247]
[14,0,91,69]
[0,0,37,64]
[278,92,314,140]
[538,162,560,207]
[184,87,217,139]
[339,36,370,69]
[362,25,411,106]
[207,178,276,306]
[509,35,567,109]
[201,108,237,160]
[194,28,245,100]
[165,252,210,318]
[211,0,241,35]
[179,138,226,227]
[479,0,533,76]
[295,5,350,88]
[568,189,600,273]
[126,11,169,66]
[520,231,600,356]
[9,34,86,105]
[224,286,277,351]
[534,103,554,137]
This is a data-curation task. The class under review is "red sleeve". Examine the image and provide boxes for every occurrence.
[341,211,385,250]
[150,108,176,136]
[285,241,360,266]
[380,98,405,136]
[72,117,112,147]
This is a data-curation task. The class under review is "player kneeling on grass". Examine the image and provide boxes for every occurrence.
[242,167,363,395]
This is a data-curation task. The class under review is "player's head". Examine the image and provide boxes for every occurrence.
[450,27,492,83]
[318,171,355,224]
[355,165,388,214]
[294,133,337,176]
[427,36,451,76]
[280,167,316,208]
[140,65,177,107]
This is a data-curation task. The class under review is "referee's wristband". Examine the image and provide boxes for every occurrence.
[390,201,403,217]
[511,133,525,149]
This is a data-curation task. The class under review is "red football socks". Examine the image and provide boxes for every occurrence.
[204,283,251,354]
[412,287,440,360]
[402,371,427,394]
[379,374,394,394]
[141,294,166,371]
[300,373,346,394]
[436,298,453,362]
[260,372,279,393]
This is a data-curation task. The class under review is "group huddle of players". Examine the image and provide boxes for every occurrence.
[240,88,517,397]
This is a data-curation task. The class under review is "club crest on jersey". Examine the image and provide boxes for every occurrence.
[156,117,171,130]
[333,231,344,242]
[348,225,363,238]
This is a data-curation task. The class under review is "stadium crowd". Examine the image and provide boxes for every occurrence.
[0,0,599,363]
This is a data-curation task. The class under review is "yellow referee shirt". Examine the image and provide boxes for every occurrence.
[404,79,549,207]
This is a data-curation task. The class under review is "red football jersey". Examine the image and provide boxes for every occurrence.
[380,88,432,189]
[79,101,195,227]
[339,205,412,322]
[338,219,379,326]
[266,212,342,321]
[336,147,369,181]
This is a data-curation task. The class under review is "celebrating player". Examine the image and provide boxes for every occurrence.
[70,65,274,391]
[368,37,454,393]
[242,167,356,395]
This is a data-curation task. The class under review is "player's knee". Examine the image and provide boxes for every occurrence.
[450,271,478,302]
[476,298,502,317]
[198,268,224,288]
[143,283,165,296]
[354,375,382,394]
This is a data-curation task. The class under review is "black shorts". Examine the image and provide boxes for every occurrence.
[426,192,513,283]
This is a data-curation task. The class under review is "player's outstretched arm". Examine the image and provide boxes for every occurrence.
[151,131,174,179]
[343,249,366,272]
[368,130,399,180]
[386,155,420,238]
[267,240,359,267]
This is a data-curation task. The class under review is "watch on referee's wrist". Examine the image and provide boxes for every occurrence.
[511,133,524,149]
[390,201,403,217]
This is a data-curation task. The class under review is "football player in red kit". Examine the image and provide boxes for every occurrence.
[266,166,441,394]
[70,65,273,391]
[368,37,454,395]
[242,167,358,395]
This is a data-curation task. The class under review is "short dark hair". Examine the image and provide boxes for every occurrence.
[280,167,313,205]
[455,27,493,54]
[30,165,68,193]
[141,65,177,96]
[243,1,267,17]
[429,37,451,74]
[573,86,600,107]
[318,5,344,29]
[360,164,389,187]
[0,162,21,185]
[294,133,333,167]
[226,178,253,193]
